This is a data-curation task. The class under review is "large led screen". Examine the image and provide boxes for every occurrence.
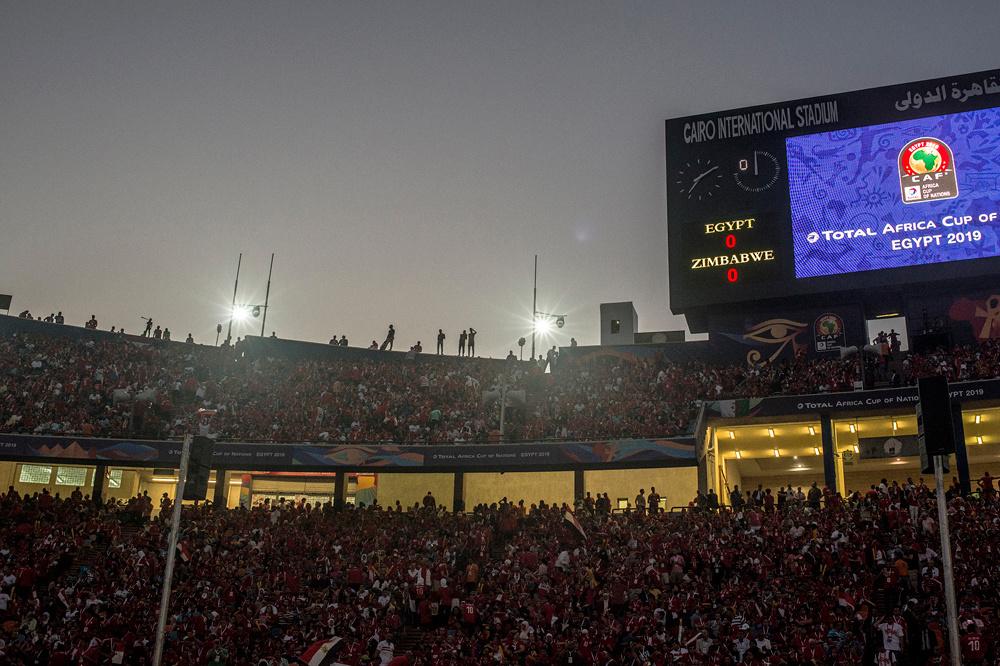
[787,107,1000,279]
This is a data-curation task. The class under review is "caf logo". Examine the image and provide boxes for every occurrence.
[813,312,846,352]
[898,137,958,204]
[815,314,842,337]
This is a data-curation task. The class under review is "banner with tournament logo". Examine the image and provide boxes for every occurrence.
[813,313,847,353]
[709,304,863,364]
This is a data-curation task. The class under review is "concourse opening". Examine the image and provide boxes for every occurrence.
[714,421,826,503]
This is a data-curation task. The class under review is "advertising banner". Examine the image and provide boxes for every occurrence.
[0,434,696,471]
[706,377,1000,419]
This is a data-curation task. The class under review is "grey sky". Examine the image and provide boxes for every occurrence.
[2,1,998,357]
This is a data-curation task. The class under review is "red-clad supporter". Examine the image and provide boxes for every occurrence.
[3,330,1000,446]
[0,481,997,663]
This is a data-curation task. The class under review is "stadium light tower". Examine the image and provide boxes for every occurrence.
[531,255,538,360]
[225,253,242,345]
[529,255,566,359]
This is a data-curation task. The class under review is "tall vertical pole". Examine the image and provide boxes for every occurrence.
[530,255,538,361]
[153,434,192,666]
[498,381,507,443]
[226,253,242,345]
[934,455,961,666]
[260,253,274,337]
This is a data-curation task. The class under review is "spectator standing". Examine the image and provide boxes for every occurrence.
[339,335,348,346]
[162,328,171,341]
[142,318,153,337]
[546,345,559,371]
[185,333,194,344]
[85,314,98,329]
[634,488,646,513]
[808,482,822,509]
[437,329,446,355]
[648,486,661,514]
[458,330,467,356]
[381,325,395,351]
[55,311,64,324]
[153,325,162,340]
[468,327,477,356]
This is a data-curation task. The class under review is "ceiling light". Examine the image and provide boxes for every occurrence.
[735,450,742,459]
[975,414,982,424]
[773,447,780,458]
[807,425,816,436]
[767,427,775,438]
[853,444,860,454]
[849,423,856,434]
[977,435,984,445]
[813,446,820,456]
[728,430,735,440]
[892,419,898,431]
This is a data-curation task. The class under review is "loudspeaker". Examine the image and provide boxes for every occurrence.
[183,436,215,500]
[917,375,955,457]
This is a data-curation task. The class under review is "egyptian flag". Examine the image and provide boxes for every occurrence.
[298,637,348,666]
[110,640,126,664]
[177,541,191,563]
[563,510,587,540]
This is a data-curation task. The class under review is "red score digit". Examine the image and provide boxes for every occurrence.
[727,268,738,283]
[725,233,736,249]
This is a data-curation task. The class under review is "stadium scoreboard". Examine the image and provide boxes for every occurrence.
[666,68,1000,317]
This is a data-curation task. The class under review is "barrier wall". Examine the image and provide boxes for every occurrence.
[464,471,574,509]
[377,473,454,510]
[585,467,698,510]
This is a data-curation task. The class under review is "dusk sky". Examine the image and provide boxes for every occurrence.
[2,1,998,357]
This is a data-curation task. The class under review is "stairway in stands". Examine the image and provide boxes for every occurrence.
[70,521,143,583]
[395,626,423,656]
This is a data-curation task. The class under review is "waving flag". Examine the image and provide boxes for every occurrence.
[298,637,348,666]
[563,510,587,540]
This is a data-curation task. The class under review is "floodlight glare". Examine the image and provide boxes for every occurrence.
[232,305,252,322]
[534,318,553,334]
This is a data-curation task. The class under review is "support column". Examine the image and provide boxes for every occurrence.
[697,428,714,495]
[834,446,846,497]
[452,472,465,513]
[212,469,227,508]
[333,471,347,511]
[93,463,107,506]
[573,469,584,505]
[952,402,971,496]
[820,414,837,492]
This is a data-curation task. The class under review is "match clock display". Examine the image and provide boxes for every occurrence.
[675,159,723,201]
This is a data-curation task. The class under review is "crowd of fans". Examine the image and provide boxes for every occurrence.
[0,478,997,664]
[4,328,1000,444]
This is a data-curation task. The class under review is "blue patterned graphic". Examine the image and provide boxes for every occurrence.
[787,107,1000,278]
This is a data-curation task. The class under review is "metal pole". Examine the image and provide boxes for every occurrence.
[530,255,537,361]
[226,253,242,345]
[934,455,962,666]
[260,253,274,337]
[152,434,193,666]
[498,381,507,443]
